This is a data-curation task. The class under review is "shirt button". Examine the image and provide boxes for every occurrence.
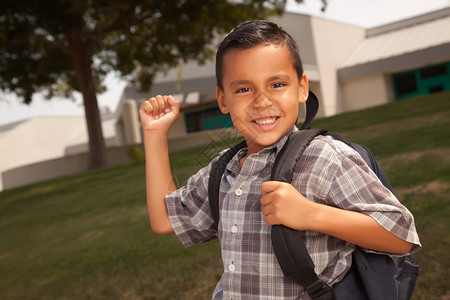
[235,188,243,196]
[228,263,236,272]
[231,225,238,233]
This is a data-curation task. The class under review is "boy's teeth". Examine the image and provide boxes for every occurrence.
[255,117,276,125]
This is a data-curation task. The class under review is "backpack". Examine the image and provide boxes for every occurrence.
[208,92,419,300]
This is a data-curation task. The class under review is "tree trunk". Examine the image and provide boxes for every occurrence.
[66,30,107,169]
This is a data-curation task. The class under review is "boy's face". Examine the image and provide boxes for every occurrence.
[216,43,309,155]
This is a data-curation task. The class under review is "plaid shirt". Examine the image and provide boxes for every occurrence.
[166,127,421,300]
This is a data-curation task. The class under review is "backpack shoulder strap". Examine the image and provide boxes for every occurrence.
[300,91,320,130]
[208,140,247,229]
[271,128,335,300]
[271,129,326,182]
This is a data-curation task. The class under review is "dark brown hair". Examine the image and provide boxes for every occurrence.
[215,20,304,90]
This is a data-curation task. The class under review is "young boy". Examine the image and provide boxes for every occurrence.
[139,20,421,299]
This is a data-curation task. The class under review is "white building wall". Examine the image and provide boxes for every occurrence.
[310,17,366,116]
[0,117,87,191]
[342,74,391,112]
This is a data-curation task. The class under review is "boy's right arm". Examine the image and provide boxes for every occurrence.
[139,95,180,234]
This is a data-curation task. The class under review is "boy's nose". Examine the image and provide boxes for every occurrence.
[253,91,273,108]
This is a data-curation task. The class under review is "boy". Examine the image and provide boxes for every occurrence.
[139,20,421,299]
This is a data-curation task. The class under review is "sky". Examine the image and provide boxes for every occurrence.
[0,0,448,126]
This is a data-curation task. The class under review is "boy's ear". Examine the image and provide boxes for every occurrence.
[298,73,309,104]
[216,86,229,114]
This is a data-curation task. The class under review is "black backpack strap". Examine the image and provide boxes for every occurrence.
[208,140,247,229]
[300,91,319,130]
[270,129,335,300]
[271,129,325,182]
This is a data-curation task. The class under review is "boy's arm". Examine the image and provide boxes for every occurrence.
[139,95,180,234]
[261,181,413,254]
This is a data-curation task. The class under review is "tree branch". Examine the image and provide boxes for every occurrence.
[33,34,67,51]
[87,5,153,51]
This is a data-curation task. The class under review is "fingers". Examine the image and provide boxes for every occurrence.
[261,181,281,196]
[261,200,273,216]
[261,196,279,226]
[260,181,281,209]
[155,96,166,116]
[261,181,281,219]
[260,181,301,227]
[149,95,165,118]
[142,95,179,118]
[166,95,180,111]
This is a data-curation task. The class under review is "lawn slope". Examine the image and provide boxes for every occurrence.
[1,91,449,299]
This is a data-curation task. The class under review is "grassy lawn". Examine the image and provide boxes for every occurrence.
[1,91,449,299]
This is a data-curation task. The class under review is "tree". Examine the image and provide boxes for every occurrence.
[0,0,314,169]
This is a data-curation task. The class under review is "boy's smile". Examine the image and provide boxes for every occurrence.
[216,43,309,157]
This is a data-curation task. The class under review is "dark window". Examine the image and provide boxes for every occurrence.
[392,61,450,101]
[394,73,418,95]
[420,64,447,79]
[205,107,223,119]
[185,111,204,133]
[429,85,444,93]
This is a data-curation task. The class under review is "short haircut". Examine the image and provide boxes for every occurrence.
[215,20,304,90]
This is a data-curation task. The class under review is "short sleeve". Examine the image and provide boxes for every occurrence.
[326,141,421,253]
[165,157,219,248]
[294,136,421,254]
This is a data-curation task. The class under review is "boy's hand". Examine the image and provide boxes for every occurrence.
[139,95,180,133]
[261,181,318,231]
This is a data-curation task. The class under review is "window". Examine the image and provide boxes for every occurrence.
[205,107,223,119]
[392,61,450,100]
[429,85,444,94]
[185,106,233,133]
[394,72,418,95]
[185,111,204,133]
[420,64,447,79]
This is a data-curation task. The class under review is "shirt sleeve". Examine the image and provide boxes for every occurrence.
[165,157,219,248]
[302,136,422,254]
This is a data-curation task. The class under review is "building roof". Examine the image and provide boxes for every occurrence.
[339,8,450,81]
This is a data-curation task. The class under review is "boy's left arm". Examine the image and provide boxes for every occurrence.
[261,181,414,254]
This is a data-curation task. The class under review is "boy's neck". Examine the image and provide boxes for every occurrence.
[239,127,294,167]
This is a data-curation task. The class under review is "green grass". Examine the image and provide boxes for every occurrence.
[1,91,449,299]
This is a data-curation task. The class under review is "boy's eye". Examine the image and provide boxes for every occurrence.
[272,82,286,88]
[236,87,251,93]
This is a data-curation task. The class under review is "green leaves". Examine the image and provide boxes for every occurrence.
[0,0,294,101]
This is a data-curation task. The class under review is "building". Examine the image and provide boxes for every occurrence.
[339,8,450,111]
[116,8,450,141]
[1,7,449,191]
[0,114,118,191]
